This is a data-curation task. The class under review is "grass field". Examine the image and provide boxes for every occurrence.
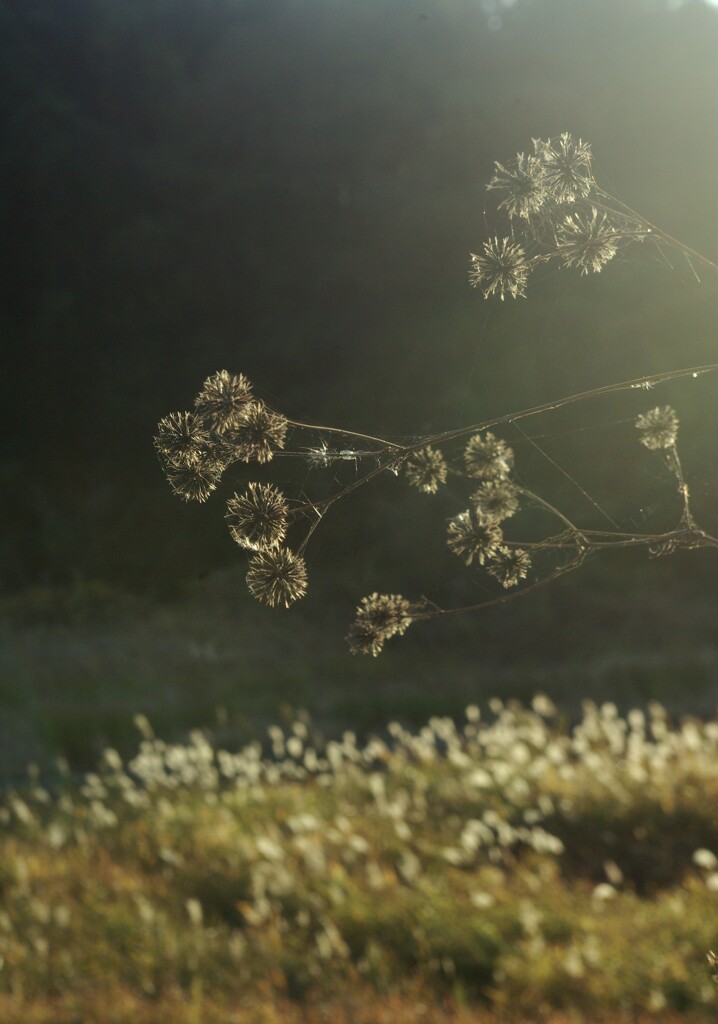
[1,696,717,1022]
[2,562,718,781]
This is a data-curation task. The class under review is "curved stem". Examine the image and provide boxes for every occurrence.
[409,524,716,626]
[287,420,403,450]
[519,486,586,544]
[288,366,716,466]
[289,454,403,517]
[286,363,718,521]
[295,507,324,557]
[412,548,588,623]
[412,363,718,456]
[290,363,718,479]
[595,187,718,276]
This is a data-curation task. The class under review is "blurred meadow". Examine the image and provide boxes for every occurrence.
[2,0,718,1018]
[2,699,718,1022]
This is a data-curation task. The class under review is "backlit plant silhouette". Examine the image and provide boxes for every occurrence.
[155,134,718,656]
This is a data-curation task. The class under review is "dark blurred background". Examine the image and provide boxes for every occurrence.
[2,0,718,778]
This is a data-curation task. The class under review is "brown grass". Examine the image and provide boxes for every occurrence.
[0,987,708,1024]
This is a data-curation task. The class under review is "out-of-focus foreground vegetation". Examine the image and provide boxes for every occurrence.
[1,697,717,1022]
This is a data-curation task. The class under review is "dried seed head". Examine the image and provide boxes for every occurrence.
[246,547,308,608]
[447,511,503,566]
[226,483,290,551]
[165,460,222,503]
[346,593,414,657]
[464,432,514,480]
[471,480,521,524]
[154,412,211,468]
[345,618,387,658]
[486,545,532,588]
[357,592,414,634]
[202,434,244,472]
[487,153,548,220]
[227,401,288,464]
[635,405,679,450]
[533,132,593,204]
[555,207,619,274]
[469,237,530,301]
[194,370,253,433]
[405,446,448,494]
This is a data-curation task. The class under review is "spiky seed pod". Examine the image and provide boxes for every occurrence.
[487,153,548,220]
[404,446,448,494]
[635,405,679,450]
[486,545,532,588]
[246,547,307,608]
[154,412,211,468]
[165,460,222,503]
[346,593,414,657]
[226,483,289,551]
[359,592,414,635]
[227,401,288,464]
[471,480,520,524]
[469,237,530,301]
[555,208,619,274]
[345,618,387,658]
[533,132,593,204]
[464,432,514,480]
[201,434,243,472]
[194,370,253,433]
[447,510,503,566]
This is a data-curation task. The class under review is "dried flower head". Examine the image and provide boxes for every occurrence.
[534,132,593,204]
[404,446,448,494]
[469,237,530,301]
[487,153,548,220]
[154,412,211,468]
[226,483,290,551]
[165,460,222,503]
[201,433,244,472]
[345,618,386,658]
[194,370,253,433]
[486,545,532,588]
[227,401,288,464]
[471,480,521,524]
[635,405,679,450]
[346,593,414,657]
[464,432,514,480]
[555,207,619,274]
[447,510,503,566]
[246,547,308,608]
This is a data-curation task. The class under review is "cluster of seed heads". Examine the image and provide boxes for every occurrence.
[346,405,689,656]
[345,593,418,657]
[155,132,718,655]
[470,132,651,300]
[445,433,527,583]
[155,372,305,609]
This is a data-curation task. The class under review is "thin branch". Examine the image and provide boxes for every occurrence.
[594,187,718,277]
[412,548,588,623]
